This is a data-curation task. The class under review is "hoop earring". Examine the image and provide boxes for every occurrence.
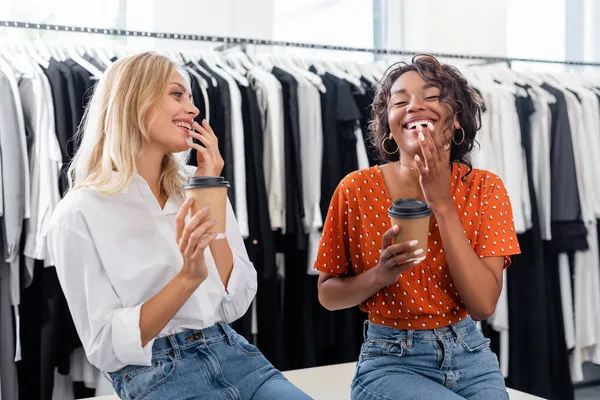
[453,127,465,145]
[382,136,399,155]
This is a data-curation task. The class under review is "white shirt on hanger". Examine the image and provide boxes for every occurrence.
[562,87,600,381]
[46,169,257,373]
[528,87,553,241]
[247,67,286,232]
[295,72,323,234]
[21,63,62,279]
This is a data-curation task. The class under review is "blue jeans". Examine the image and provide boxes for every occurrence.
[107,323,311,400]
[351,317,508,399]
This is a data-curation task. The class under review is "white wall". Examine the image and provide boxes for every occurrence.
[390,0,509,57]
[383,0,572,71]
[124,0,274,51]
[584,0,600,63]
[272,0,374,61]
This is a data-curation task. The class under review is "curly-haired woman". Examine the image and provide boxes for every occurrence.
[314,55,521,399]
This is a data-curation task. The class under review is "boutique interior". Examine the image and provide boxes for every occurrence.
[2,0,600,399]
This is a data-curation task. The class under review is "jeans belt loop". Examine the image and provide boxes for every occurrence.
[219,322,236,345]
[168,335,181,359]
[406,329,414,348]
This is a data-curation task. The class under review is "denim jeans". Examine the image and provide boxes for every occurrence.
[351,317,508,399]
[107,323,311,400]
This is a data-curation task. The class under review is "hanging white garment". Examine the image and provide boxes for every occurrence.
[563,88,600,381]
[528,88,553,241]
[247,67,286,232]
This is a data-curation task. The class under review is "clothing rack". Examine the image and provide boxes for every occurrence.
[3,19,600,395]
[2,20,600,67]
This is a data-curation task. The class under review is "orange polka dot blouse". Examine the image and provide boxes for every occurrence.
[314,162,521,330]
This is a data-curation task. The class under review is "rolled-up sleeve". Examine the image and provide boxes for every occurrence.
[47,218,153,373]
[218,199,258,323]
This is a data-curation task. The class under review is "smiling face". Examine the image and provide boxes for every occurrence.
[146,70,199,154]
[387,70,458,158]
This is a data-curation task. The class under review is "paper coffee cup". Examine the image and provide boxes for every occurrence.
[388,199,433,255]
[183,176,230,238]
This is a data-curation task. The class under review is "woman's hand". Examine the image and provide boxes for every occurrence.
[373,226,426,287]
[414,124,453,213]
[189,119,224,177]
[175,198,218,286]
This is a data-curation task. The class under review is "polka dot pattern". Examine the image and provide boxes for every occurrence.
[314,163,521,330]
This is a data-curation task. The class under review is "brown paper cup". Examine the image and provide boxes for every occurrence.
[390,216,430,253]
[183,176,230,238]
[388,199,433,255]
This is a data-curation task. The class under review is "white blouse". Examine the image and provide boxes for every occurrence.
[46,171,257,373]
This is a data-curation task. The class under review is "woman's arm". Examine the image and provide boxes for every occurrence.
[434,205,504,320]
[317,268,384,311]
[215,200,257,323]
[415,125,511,321]
[317,226,425,311]
[139,274,202,347]
[209,238,234,287]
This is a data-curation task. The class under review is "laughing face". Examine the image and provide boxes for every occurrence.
[387,70,458,157]
[146,70,199,154]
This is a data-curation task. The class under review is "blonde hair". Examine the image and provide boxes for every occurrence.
[68,51,187,198]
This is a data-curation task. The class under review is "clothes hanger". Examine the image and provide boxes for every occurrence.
[205,50,249,86]
[186,51,217,87]
[66,44,103,78]
[255,53,275,71]
[234,51,255,70]
[225,53,248,75]
[20,40,49,69]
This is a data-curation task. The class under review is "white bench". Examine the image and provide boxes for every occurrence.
[84,362,546,399]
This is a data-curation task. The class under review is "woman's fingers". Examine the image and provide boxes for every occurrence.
[184,218,217,257]
[193,120,218,143]
[179,206,211,251]
[175,198,193,243]
[200,119,218,140]
[414,154,427,176]
[191,232,218,259]
[190,130,214,148]
[380,239,419,265]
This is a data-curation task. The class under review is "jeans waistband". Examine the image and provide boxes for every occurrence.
[363,316,477,343]
[152,322,235,358]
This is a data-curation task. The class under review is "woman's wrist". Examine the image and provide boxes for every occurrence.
[175,271,203,293]
[431,200,456,220]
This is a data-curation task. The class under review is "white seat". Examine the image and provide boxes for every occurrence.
[83,362,547,399]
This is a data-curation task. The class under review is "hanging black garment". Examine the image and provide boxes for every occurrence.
[324,73,362,175]
[316,72,362,219]
[197,61,236,208]
[16,259,43,400]
[271,67,305,248]
[41,60,74,197]
[353,77,379,166]
[315,72,343,220]
[541,83,587,251]
[505,90,573,400]
[66,60,96,150]
[39,60,88,400]
[236,84,275,281]
[185,68,207,167]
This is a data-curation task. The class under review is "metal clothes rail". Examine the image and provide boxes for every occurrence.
[2,20,600,67]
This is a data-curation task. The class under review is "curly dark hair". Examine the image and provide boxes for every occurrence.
[369,54,483,176]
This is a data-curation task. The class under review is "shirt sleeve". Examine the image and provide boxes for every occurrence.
[47,213,153,373]
[474,174,522,267]
[218,199,257,323]
[313,180,351,276]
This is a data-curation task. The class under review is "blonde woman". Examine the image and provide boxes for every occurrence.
[47,52,309,400]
